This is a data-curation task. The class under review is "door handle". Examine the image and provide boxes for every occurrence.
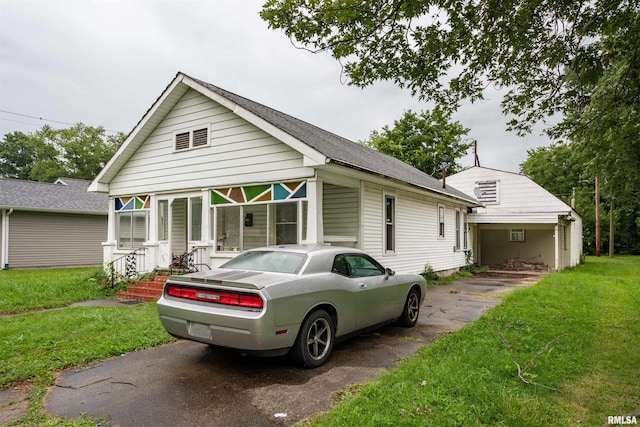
[358,282,366,289]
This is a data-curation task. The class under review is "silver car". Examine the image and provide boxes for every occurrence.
[157,244,427,367]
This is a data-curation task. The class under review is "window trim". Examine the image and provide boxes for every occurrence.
[455,209,461,250]
[510,229,526,242]
[384,194,396,254]
[438,204,446,239]
[173,125,210,152]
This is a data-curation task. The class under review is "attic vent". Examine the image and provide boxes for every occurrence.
[474,180,499,204]
[174,127,209,151]
[192,128,208,147]
[175,132,190,150]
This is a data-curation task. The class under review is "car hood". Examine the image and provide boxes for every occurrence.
[167,269,296,290]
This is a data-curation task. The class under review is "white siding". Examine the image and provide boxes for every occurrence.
[109,89,314,195]
[323,183,359,243]
[447,167,571,214]
[362,182,467,274]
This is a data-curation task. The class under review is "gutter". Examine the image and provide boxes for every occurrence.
[1,209,13,270]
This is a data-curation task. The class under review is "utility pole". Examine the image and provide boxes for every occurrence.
[595,176,600,257]
[609,197,614,257]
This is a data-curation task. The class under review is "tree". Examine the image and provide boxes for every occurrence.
[0,130,58,179]
[260,0,639,135]
[0,124,125,182]
[363,109,470,178]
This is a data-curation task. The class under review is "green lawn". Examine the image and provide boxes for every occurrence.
[310,256,640,426]
[1,258,638,426]
[0,267,111,314]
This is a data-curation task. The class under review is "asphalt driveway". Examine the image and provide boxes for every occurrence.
[10,271,543,426]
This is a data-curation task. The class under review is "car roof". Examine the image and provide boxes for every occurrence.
[247,244,365,256]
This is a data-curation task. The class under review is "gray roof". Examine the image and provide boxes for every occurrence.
[190,75,478,205]
[0,177,108,214]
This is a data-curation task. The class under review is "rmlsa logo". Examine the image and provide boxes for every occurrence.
[608,415,638,425]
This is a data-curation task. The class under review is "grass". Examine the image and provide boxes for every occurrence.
[0,267,174,426]
[0,267,112,314]
[1,258,638,426]
[311,256,640,426]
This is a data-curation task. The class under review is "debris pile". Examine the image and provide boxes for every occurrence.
[495,258,551,272]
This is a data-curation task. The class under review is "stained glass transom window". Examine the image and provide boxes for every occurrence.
[211,181,306,205]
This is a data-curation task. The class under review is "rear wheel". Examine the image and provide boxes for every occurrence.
[398,287,421,327]
[291,310,334,368]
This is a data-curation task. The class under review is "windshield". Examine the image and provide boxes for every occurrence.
[220,251,307,274]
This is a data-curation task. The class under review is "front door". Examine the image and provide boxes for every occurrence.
[171,198,188,257]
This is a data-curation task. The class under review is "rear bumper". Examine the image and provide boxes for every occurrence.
[157,296,299,353]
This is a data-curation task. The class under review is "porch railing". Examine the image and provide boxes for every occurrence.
[170,245,211,274]
[108,247,146,288]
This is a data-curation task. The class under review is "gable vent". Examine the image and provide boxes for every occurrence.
[175,132,190,150]
[474,181,499,204]
[192,128,208,147]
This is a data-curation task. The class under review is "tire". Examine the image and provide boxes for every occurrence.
[398,287,421,327]
[291,310,334,368]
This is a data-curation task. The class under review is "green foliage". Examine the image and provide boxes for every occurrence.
[310,256,640,426]
[362,109,470,178]
[0,123,125,182]
[261,0,638,137]
[0,267,114,314]
[420,264,439,282]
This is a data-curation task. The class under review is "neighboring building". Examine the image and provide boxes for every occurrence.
[0,177,108,269]
[89,72,480,275]
[447,166,583,271]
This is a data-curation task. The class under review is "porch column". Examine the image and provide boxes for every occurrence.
[148,194,158,242]
[304,177,323,244]
[200,189,210,244]
[554,223,560,270]
[102,197,117,267]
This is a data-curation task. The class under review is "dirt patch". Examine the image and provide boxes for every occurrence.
[492,258,551,272]
[0,382,33,424]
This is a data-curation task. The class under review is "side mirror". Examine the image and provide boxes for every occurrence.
[385,267,395,278]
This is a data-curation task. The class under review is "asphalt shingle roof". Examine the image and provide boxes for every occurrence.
[190,75,478,205]
[0,177,108,214]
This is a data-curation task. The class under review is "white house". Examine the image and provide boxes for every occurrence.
[89,72,479,276]
[447,166,583,270]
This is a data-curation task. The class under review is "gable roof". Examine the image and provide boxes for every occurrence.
[0,177,108,215]
[91,72,478,205]
[447,166,577,215]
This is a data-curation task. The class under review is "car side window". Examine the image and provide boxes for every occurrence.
[331,255,351,276]
[344,255,385,278]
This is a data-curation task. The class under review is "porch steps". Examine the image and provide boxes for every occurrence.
[115,275,168,302]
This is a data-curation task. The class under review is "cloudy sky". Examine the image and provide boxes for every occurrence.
[0,0,554,173]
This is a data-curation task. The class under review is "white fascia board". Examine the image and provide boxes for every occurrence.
[90,73,188,192]
[182,77,328,167]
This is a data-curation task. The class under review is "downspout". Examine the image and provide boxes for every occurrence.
[2,209,13,270]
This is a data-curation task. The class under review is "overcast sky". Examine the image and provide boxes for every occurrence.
[0,0,554,173]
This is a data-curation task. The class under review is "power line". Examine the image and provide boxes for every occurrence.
[0,109,123,134]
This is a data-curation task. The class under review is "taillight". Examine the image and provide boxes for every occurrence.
[166,285,264,310]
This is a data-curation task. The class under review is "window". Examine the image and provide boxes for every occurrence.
[117,211,148,249]
[473,181,499,204]
[438,205,445,238]
[213,202,303,252]
[332,254,386,278]
[385,196,395,252]
[510,229,525,242]
[455,210,461,250]
[463,211,468,249]
[174,127,209,151]
[158,200,168,241]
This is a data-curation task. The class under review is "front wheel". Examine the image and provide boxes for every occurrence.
[291,310,334,368]
[398,287,421,327]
